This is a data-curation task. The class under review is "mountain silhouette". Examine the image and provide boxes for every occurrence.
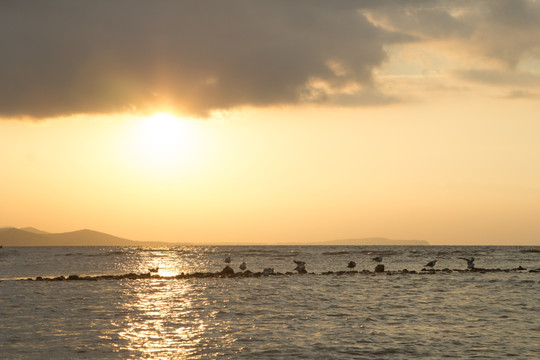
[0,227,429,246]
[0,227,176,247]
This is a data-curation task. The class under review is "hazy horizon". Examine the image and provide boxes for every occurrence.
[2,1,540,246]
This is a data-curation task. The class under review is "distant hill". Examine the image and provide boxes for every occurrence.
[315,237,429,246]
[0,227,178,247]
[0,227,49,246]
[20,227,50,235]
[0,227,429,246]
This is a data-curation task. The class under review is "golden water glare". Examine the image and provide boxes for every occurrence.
[118,280,203,358]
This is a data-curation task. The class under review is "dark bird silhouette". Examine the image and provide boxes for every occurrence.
[294,260,307,274]
[372,256,383,263]
[239,261,247,271]
[148,267,159,273]
[424,260,437,268]
[458,257,475,269]
[225,256,231,264]
[347,261,356,269]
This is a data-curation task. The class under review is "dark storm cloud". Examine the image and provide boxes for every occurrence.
[0,0,408,119]
[2,1,539,120]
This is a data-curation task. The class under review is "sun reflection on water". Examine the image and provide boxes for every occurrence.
[118,247,207,358]
[118,280,205,358]
[112,248,243,358]
[136,248,210,277]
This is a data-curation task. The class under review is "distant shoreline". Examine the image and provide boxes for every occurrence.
[1,227,430,247]
[4,227,539,246]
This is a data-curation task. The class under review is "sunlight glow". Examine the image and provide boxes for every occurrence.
[124,113,203,175]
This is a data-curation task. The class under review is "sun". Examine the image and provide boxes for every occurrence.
[124,112,202,174]
[138,113,183,155]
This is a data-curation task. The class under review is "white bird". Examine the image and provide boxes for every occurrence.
[459,257,475,269]
[424,260,437,268]
[239,261,247,271]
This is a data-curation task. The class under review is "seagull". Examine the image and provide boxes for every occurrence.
[347,261,356,269]
[239,261,247,271]
[294,260,307,274]
[424,260,437,268]
[458,257,475,270]
[225,256,231,264]
[372,256,383,263]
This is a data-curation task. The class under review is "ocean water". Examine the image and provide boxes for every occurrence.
[1,246,540,359]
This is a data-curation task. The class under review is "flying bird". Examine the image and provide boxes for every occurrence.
[458,257,475,270]
[347,261,356,269]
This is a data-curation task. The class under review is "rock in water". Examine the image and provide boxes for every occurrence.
[375,264,385,273]
[221,266,234,275]
[294,260,307,273]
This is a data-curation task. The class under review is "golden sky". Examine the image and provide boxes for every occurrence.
[1,1,540,245]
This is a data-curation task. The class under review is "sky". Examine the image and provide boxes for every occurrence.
[1,0,540,245]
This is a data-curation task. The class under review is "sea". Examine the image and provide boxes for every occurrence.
[1,245,540,359]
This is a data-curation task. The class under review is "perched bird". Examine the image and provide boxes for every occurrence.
[372,256,383,263]
[225,256,231,264]
[424,260,437,268]
[239,261,247,271]
[347,261,356,269]
[294,260,307,274]
[459,257,475,270]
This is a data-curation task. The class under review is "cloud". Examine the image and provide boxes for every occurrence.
[456,68,540,102]
[0,1,410,120]
[364,0,540,68]
[2,1,539,121]
[502,89,537,99]
[362,0,475,39]
[456,69,540,87]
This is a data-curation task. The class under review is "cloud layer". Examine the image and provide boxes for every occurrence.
[1,0,539,119]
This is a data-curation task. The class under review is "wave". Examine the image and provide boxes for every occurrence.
[88,250,135,257]
[521,249,540,253]
[322,251,350,256]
